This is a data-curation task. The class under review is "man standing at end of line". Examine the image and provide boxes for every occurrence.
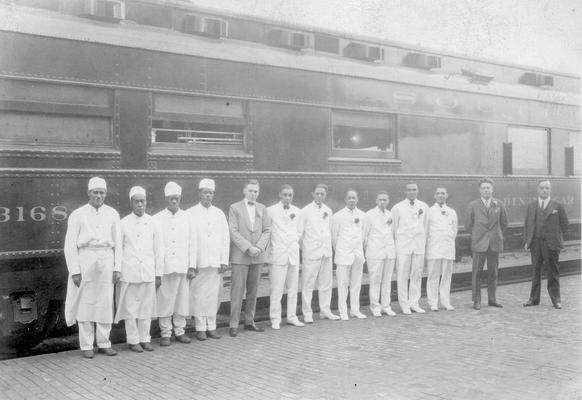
[64,177,121,359]
[363,191,397,317]
[300,183,340,322]
[189,178,230,339]
[228,179,271,337]
[391,182,429,315]
[154,182,192,346]
[523,180,568,310]
[115,186,164,352]
[267,184,304,330]
[332,189,367,320]
[465,178,508,310]
[426,187,457,312]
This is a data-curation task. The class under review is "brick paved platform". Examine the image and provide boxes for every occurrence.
[1,276,580,400]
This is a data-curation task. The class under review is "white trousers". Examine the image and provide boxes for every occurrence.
[78,321,111,351]
[336,257,364,317]
[269,263,299,323]
[195,316,217,331]
[426,258,454,307]
[158,315,186,338]
[301,256,333,318]
[125,318,151,344]
[367,258,395,313]
[397,253,425,310]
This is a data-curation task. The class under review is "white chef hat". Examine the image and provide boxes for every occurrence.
[129,186,146,200]
[164,181,182,197]
[199,178,215,191]
[88,177,107,191]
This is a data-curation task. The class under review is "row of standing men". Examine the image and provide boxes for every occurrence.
[64,177,569,358]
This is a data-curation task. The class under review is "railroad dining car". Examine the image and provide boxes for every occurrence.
[0,0,580,349]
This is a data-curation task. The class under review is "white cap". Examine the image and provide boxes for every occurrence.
[199,178,216,191]
[164,181,182,197]
[88,177,106,191]
[129,186,146,200]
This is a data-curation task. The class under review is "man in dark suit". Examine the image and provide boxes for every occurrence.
[465,178,508,310]
[228,179,271,337]
[523,180,569,309]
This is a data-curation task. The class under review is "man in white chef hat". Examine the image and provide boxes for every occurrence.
[188,178,230,340]
[154,182,192,346]
[115,186,164,352]
[64,177,122,358]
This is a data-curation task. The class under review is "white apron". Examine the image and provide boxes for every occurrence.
[114,282,157,322]
[65,247,115,326]
[190,269,222,317]
[156,273,190,317]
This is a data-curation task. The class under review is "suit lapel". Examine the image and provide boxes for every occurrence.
[543,199,556,220]
[238,200,253,233]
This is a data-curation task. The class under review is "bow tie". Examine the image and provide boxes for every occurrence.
[247,201,255,206]
[283,205,290,210]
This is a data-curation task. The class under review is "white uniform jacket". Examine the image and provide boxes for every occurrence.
[332,207,366,265]
[363,207,396,260]
[391,199,429,255]
[153,208,192,275]
[300,202,333,261]
[267,202,302,266]
[120,213,164,282]
[426,203,458,260]
[189,203,230,269]
[64,203,122,276]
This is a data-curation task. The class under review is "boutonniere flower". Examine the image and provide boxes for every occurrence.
[441,210,448,216]
[417,209,423,216]
[386,217,393,225]
[551,210,558,214]
[323,212,328,219]
[491,200,498,208]
[290,213,296,220]
[354,218,360,224]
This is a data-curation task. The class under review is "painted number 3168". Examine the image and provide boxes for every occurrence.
[0,206,68,222]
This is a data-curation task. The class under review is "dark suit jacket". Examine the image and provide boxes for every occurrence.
[523,199,568,251]
[465,198,508,253]
[228,199,272,265]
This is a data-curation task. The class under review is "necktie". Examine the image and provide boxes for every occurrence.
[410,200,415,206]
[283,205,290,210]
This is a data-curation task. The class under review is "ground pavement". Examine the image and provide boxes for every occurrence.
[0,275,580,400]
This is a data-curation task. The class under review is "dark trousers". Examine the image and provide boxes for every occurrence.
[229,263,262,328]
[528,238,561,304]
[471,247,499,304]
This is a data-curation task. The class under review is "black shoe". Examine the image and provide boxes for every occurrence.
[473,303,481,310]
[140,342,154,352]
[81,349,94,359]
[488,301,503,308]
[175,334,191,344]
[207,330,222,339]
[229,328,238,337]
[523,300,538,307]
[553,302,562,309]
[196,331,207,341]
[97,347,117,356]
[244,323,264,332]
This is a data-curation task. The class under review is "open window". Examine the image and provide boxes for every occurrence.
[150,94,246,154]
[331,110,396,159]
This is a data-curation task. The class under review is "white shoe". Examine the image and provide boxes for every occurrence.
[430,305,439,312]
[272,321,280,330]
[340,314,349,321]
[382,308,396,316]
[372,310,382,317]
[287,318,305,327]
[350,312,367,319]
[321,312,340,321]
[411,306,426,314]
[444,305,455,311]
[304,315,314,324]
[402,308,412,315]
